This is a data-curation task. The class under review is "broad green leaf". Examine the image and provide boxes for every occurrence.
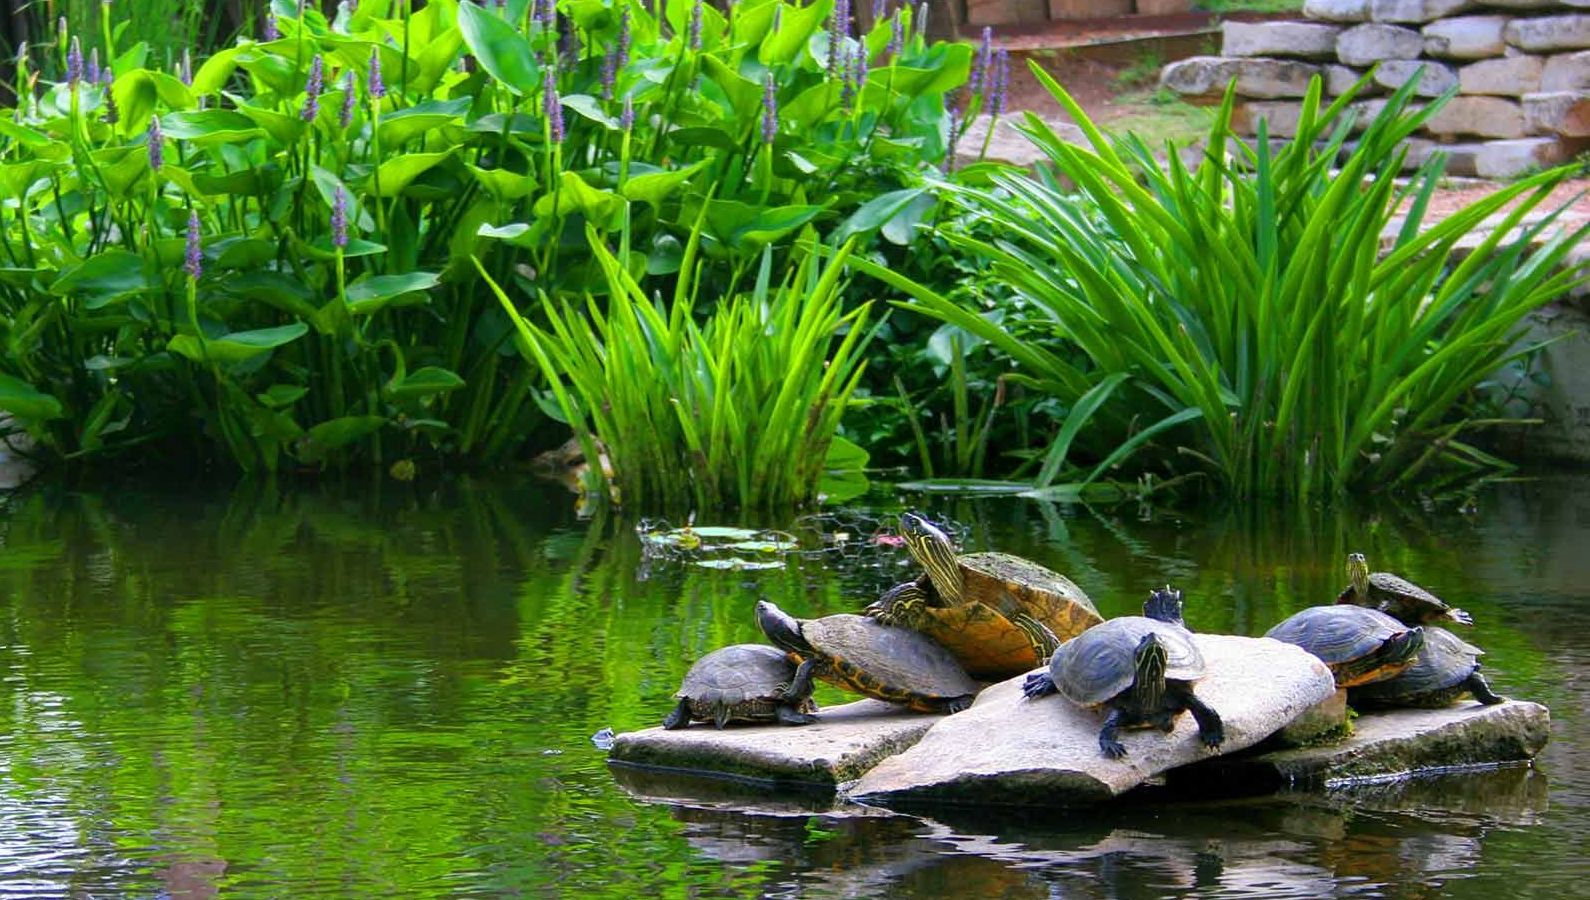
[759,0,830,65]
[366,151,452,197]
[733,204,824,251]
[561,94,620,130]
[50,251,153,309]
[168,322,310,364]
[385,366,466,401]
[621,161,707,210]
[236,105,306,144]
[258,384,310,408]
[378,98,472,146]
[0,374,65,421]
[532,171,625,225]
[834,187,926,243]
[304,415,387,451]
[160,110,265,144]
[343,271,442,315]
[457,0,541,95]
[468,165,535,200]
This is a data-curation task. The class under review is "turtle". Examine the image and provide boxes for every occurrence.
[1349,626,1507,710]
[864,513,1103,681]
[755,600,981,714]
[1337,551,1473,627]
[1023,586,1225,760]
[661,644,819,730]
[1264,605,1426,688]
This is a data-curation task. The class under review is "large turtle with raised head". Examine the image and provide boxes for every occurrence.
[865,513,1103,680]
[1265,605,1425,688]
[756,600,981,714]
[661,644,818,730]
[1024,586,1225,760]
[1349,627,1507,710]
[1337,552,1473,627]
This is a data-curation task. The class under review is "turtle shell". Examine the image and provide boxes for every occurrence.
[914,553,1104,680]
[1349,627,1483,707]
[1265,606,1422,686]
[1048,617,1205,707]
[1341,572,1472,627]
[675,644,814,724]
[802,614,982,710]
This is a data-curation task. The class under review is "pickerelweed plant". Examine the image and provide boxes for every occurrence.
[856,64,1590,500]
[0,0,972,480]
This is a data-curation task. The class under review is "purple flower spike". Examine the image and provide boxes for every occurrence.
[618,8,632,68]
[621,95,634,131]
[992,49,1009,116]
[332,186,348,248]
[148,117,163,171]
[543,65,564,143]
[340,71,356,127]
[601,48,617,101]
[888,13,903,60]
[67,37,84,86]
[264,15,279,41]
[855,45,869,94]
[689,0,703,51]
[536,0,554,29]
[761,73,776,144]
[913,1,926,38]
[970,26,991,95]
[181,49,193,87]
[87,48,100,85]
[873,0,885,25]
[302,56,324,122]
[828,0,850,80]
[102,69,119,124]
[184,209,202,280]
[368,48,385,100]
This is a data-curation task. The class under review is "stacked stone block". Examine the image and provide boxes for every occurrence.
[1159,1,1590,177]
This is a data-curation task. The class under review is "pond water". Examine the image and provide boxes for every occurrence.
[0,474,1586,897]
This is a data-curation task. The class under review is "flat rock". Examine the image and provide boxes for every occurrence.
[1373,59,1459,96]
[1305,0,1370,21]
[1423,16,1510,60]
[1423,95,1527,137]
[955,114,1085,169]
[1459,55,1544,95]
[1505,15,1590,53]
[608,699,941,786]
[847,635,1336,807]
[1338,23,1425,66]
[1174,700,1550,789]
[1236,100,1305,137]
[1160,56,1323,99]
[1224,22,1343,59]
[1327,63,1375,95]
[1473,136,1577,177]
[1523,90,1590,136]
[1370,0,1478,23]
[1543,50,1590,91]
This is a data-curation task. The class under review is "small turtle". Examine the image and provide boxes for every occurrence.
[1024,587,1225,760]
[865,513,1103,680]
[661,644,818,730]
[1349,627,1507,710]
[756,600,980,714]
[1265,605,1425,688]
[1338,552,1473,627]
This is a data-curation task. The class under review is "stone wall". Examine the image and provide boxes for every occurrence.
[1159,1,1590,177]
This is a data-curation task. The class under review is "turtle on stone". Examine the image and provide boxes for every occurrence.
[865,513,1103,680]
[661,644,819,729]
[756,600,981,714]
[1349,626,1507,710]
[1024,586,1225,760]
[1337,551,1473,627]
[1265,605,1425,688]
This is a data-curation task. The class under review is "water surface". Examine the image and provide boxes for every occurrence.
[0,476,1586,897]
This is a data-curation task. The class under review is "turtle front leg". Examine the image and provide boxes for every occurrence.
[776,703,818,726]
[936,693,975,715]
[1467,671,1506,705]
[661,698,693,730]
[781,658,819,704]
[1098,707,1129,759]
[1178,689,1226,750]
[1012,612,1062,663]
[870,582,931,628]
[1023,671,1058,700]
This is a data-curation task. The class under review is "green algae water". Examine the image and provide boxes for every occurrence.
[1,475,1587,897]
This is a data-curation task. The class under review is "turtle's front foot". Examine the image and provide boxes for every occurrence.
[1023,672,1058,699]
[1449,607,1475,627]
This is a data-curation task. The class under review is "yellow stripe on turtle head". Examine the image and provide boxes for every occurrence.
[900,513,964,606]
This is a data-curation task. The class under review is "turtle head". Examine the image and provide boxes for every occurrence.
[1346,552,1370,597]
[1132,632,1168,710]
[755,599,813,656]
[899,513,963,605]
[1143,586,1186,627]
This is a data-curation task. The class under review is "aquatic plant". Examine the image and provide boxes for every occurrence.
[857,65,1589,499]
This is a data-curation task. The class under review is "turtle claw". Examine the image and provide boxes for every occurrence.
[1101,738,1128,760]
[1449,607,1475,627]
[939,694,974,714]
[1023,672,1058,699]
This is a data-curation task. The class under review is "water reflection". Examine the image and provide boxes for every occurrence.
[0,476,1584,896]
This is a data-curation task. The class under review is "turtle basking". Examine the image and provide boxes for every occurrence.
[756,600,980,714]
[1338,552,1473,627]
[1024,587,1225,760]
[865,513,1102,680]
[661,644,818,730]
[1265,605,1425,688]
[1349,626,1507,710]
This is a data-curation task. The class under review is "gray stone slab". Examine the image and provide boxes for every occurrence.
[1160,57,1323,99]
[1423,95,1527,137]
[1370,0,1478,23]
[1506,15,1590,53]
[1459,55,1544,95]
[608,698,942,786]
[1237,101,1305,137]
[1488,0,1589,7]
[1175,700,1550,788]
[847,635,1337,807]
[1373,59,1459,96]
[1224,21,1343,59]
[1306,0,1370,21]
[1327,63,1375,95]
[1423,15,1510,60]
[1473,136,1577,177]
[1523,90,1590,136]
[1338,23,1425,66]
[1543,50,1590,91]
